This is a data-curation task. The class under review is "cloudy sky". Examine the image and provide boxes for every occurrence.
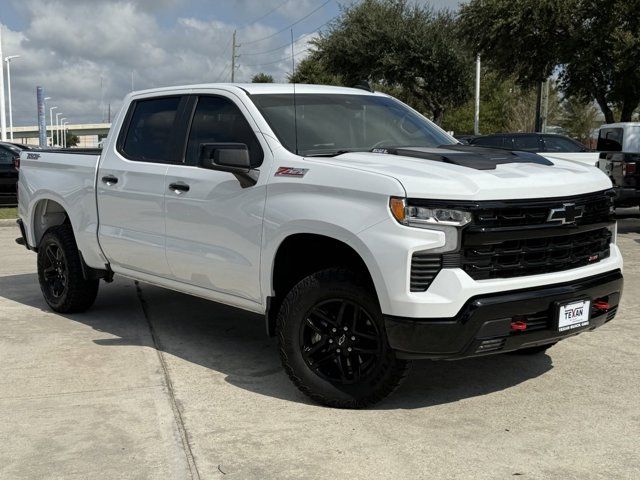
[0,0,462,126]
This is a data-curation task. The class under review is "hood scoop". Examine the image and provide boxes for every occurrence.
[372,145,554,170]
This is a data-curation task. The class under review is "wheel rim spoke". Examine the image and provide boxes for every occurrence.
[310,308,338,327]
[46,246,57,264]
[300,298,383,385]
[42,243,67,299]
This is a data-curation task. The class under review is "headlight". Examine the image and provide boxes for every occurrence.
[389,197,472,227]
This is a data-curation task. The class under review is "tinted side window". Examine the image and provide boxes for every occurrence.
[186,96,263,167]
[543,136,584,152]
[471,136,505,148]
[121,97,181,162]
[512,135,542,151]
[597,128,623,152]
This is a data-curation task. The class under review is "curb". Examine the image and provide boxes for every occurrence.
[0,219,17,227]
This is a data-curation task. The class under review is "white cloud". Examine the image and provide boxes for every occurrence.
[1,0,465,126]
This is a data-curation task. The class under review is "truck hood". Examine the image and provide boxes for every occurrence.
[307,147,612,200]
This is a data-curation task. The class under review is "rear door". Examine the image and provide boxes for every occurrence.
[97,95,188,277]
[164,93,268,303]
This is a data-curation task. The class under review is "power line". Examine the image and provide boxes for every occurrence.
[241,0,332,46]
[242,47,311,67]
[241,15,336,56]
[244,0,290,26]
[214,63,231,82]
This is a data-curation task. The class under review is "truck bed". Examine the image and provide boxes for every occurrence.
[18,149,105,268]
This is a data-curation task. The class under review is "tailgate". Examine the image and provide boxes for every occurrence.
[597,152,639,185]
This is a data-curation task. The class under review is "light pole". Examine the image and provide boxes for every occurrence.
[5,55,21,141]
[55,112,63,147]
[60,118,66,148]
[49,106,57,146]
[63,122,68,148]
[44,97,51,145]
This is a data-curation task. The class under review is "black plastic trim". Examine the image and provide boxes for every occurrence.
[384,270,623,359]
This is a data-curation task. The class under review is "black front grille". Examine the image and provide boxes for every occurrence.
[452,228,612,280]
[471,191,612,228]
[407,191,614,289]
[410,253,442,292]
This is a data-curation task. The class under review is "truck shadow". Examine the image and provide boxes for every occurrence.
[0,273,552,410]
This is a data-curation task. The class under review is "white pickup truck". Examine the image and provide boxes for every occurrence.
[16,84,623,408]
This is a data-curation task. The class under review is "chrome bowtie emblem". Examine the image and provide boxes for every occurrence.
[547,203,584,224]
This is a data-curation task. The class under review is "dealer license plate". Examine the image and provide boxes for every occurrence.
[558,300,590,332]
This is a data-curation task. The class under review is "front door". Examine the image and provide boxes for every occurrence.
[164,94,268,303]
[97,95,187,277]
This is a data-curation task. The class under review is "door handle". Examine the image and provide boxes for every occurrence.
[101,175,118,186]
[169,182,190,194]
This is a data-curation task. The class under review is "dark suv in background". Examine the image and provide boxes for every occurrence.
[468,133,589,153]
[0,142,21,206]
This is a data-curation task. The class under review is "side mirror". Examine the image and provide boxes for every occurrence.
[199,143,251,171]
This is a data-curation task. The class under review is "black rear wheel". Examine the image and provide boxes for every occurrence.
[277,268,408,408]
[37,224,99,313]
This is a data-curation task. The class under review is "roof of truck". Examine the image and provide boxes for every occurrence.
[129,83,386,97]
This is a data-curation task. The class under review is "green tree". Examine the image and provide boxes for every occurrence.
[559,99,600,145]
[458,0,640,123]
[251,72,274,83]
[296,0,472,124]
[289,53,342,85]
[65,131,79,147]
[441,71,515,134]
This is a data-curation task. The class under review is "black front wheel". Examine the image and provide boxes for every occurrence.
[37,224,99,313]
[277,268,408,408]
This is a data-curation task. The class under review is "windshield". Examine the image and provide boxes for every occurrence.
[250,93,456,156]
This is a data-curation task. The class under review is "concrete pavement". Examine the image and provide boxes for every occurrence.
[0,214,639,479]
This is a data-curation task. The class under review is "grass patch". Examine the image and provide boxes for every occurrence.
[0,207,18,220]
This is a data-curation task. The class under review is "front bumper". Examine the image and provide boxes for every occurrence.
[385,270,623,359]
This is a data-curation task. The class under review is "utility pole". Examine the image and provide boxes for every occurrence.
[0,26,7,141]
[540,79,550,133]
[534,81,543,132]
[231,30,239,82]
[474,55,481,136]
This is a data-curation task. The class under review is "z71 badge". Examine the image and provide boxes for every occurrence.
[275,167,308,178]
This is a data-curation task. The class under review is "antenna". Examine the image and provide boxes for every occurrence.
[291,29,299,155]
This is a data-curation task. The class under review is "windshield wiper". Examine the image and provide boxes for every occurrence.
[304,149,370,157]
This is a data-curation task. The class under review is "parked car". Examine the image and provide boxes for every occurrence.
[469,133,600,167]
[16,84,623,408]
[0,142,21,206]
[468,132,589,152]
[597,123,640,208]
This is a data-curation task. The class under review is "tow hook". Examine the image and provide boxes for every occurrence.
[593,300,611,312]
[510,320,527,331]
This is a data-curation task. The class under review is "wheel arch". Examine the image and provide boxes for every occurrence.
[264,225,389,336]
[30,196,72,249]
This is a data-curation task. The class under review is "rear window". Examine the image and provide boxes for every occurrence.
[597,128,623,152]
[543,136,585,152]
[121,96,181,162]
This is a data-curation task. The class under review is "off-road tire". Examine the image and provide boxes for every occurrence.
[277,268,409,408]
[37,224,99,313]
